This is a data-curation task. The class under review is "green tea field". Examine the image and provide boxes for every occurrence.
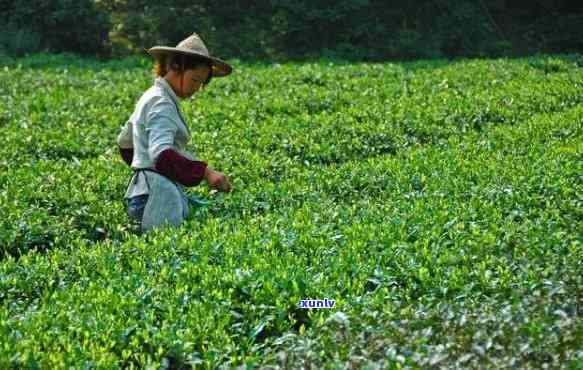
[0,54,581,368]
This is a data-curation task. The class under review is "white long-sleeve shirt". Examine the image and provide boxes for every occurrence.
[117,77,201,199]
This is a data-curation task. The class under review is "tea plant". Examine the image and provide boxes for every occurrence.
[0,53,581,368]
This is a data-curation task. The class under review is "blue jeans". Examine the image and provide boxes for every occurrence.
[126,194,149,222]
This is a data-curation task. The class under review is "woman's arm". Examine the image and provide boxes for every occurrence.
[155,148,207,186]
[117,120,134,166]
[146,98,207,187]
[117,144,206,186]
[119,147,134,166]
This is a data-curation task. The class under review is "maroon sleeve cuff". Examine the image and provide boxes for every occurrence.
[154,148,207,187]
[119,147,134,167]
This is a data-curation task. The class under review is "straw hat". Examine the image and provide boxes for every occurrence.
[146,33,232,77]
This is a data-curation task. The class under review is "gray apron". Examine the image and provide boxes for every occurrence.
[125,169,191,233]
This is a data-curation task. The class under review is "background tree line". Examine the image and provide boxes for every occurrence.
[2,0,582,60]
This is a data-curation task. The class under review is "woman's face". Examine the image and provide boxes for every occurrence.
[181,66,211,98]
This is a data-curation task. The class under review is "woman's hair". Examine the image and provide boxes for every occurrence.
[153,54,213,85]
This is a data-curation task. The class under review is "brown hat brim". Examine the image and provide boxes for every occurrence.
[146,46,232,77]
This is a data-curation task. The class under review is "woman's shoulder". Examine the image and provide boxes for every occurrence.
[135,86,175,114]
[138,84,170,104]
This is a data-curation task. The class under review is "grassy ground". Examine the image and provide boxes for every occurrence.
[0,53,581,368]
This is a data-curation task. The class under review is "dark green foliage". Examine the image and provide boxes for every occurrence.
[95,0,511,59]
[98,0,583,59]
[0,0,111,56]
[2,1,582,58]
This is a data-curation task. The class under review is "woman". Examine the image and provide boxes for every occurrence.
[116,33,232,233]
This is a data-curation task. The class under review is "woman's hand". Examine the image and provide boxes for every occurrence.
[204,167,231,192]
